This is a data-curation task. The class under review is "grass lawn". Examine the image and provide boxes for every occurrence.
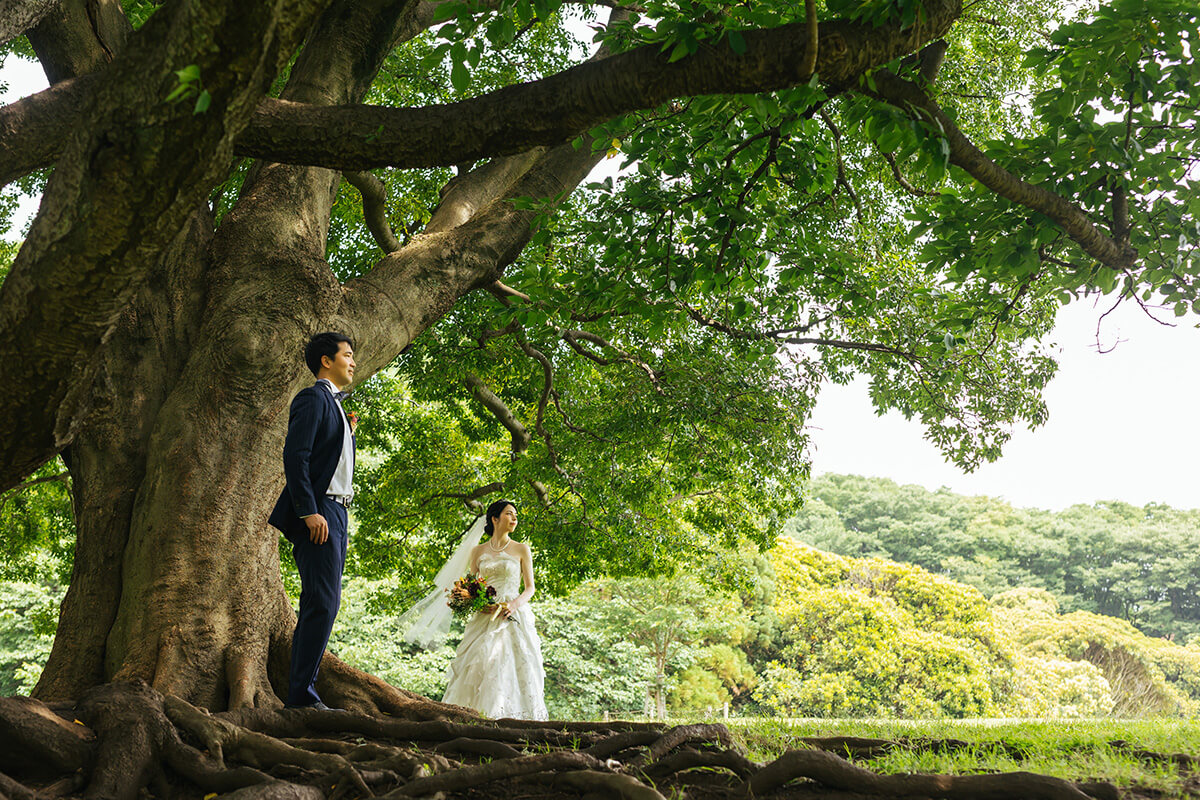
[719,717,1200,798]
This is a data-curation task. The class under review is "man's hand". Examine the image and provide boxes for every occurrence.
[305,514,329,544]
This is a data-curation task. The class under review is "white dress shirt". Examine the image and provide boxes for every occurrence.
[318,379,354,502]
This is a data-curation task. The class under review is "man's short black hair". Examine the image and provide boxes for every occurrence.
[305,332,353,377]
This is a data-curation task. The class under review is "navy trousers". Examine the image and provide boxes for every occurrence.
[286,496,348,706]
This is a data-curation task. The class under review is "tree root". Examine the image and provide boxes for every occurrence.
[553,769,668,800]
[432,736,523,760]
[0,695,95,776]
[644,748,759,780]
[742,747,1112,800]
[583,730,662,759]
[164,696,374,798]
[0,769,37,800]
[389,751,607,797]
[800,735,897,759]
[219,780,324,800]
[6,682,1135,800]
[1108,739,1200,771]
[626,723,740,769]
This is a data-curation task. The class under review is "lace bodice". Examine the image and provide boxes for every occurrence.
[477,552,521,602]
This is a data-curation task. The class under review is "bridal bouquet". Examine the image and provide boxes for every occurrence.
[446,574,497,621]
[446,575,518,623]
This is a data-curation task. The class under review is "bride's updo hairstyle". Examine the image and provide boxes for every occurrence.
[484,500,515,537]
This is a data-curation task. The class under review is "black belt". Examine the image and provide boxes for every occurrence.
[327,495,352,508]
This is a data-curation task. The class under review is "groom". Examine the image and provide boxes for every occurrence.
[269,331,356,710]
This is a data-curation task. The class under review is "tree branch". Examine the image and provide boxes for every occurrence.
[867,69,1138,270]
[515,335,585,504]
[880,148,937,197]
[1,0,964,185]
[464,372,531,456]
[682,304,921,362]
[800,0,819,80]
[560,329,662,392]
[344,171,402,252]
[819,108,864,223]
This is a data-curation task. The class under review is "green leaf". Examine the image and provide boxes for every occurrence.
[668,39,691,63]
[451,60,470,93]
[432,1,463,22]
[728,30,747,55]
[193,90,212,115]
[174,64,201,84]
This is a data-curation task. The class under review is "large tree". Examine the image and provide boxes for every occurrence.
[0,0,1198,795]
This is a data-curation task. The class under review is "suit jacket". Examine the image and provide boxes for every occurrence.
[269,382,353,539]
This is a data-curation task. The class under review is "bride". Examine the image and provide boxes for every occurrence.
[400,500,548,720]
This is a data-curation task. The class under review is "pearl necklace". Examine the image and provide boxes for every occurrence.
[488,536,511,552]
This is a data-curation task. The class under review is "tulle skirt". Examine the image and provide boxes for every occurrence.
[441,603,548,720]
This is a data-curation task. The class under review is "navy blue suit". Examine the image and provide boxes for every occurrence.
[269,382,353,706]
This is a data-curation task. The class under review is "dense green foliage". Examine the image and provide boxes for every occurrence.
[0,578,61,695]
[788,473,1200,640]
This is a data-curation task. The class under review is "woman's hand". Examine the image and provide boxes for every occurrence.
[481,603,513,619]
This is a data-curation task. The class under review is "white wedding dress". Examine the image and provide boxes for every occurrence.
[441,551,548,720]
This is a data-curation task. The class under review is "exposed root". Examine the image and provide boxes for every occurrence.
[390,751,606,796]
[33,773,88,800]
[743,747,1112,800]
[0,695,95,775]
[0,770,37,800]
[800,735,896,759]
[644,748,759,780]
[316,654,469,721]
[432,736,523,760]
[162,737,273,792]
[583,730,662,759]
[1108,739,1200,771]
[77,682,177,800]
[219,781,324,800]
[164,696,373,798]
[626,723,740,769]
[6,682,1136,800]
[554,769,668,799]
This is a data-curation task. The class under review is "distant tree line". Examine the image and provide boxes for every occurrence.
[787,474,1200,641]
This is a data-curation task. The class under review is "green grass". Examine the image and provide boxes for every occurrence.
[717,718,1200,798]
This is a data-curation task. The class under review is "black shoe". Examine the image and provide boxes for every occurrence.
[284,701,346,712]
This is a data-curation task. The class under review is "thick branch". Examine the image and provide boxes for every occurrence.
[868,70,1138,270]
[0,0,59,45]
[237,1,960,171]
[1,0,963,182]
[26,0,131,84]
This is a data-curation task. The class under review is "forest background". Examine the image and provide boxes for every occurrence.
[7,469,1200,721]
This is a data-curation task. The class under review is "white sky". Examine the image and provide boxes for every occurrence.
[806,300,1200,511]
[4,51,1198,513]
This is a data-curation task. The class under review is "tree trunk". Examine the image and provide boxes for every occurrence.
[32,0,532,712]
